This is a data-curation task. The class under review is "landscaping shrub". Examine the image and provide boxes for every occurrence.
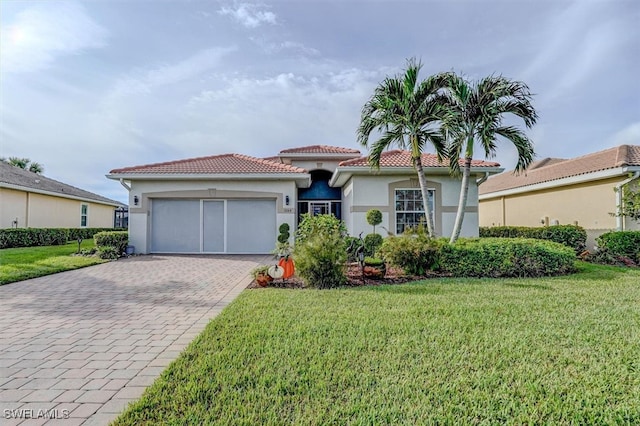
[364,233,383,257]
[0,228,69,249]
[0,227,124,249]
[596,231,640,263]
[94,231,129,257]
[68,228,123,241]
[439,238,576,278]
[294,214,347,289]
[479,225,586,254]
[378,226,444,275]
[98,246,120,260]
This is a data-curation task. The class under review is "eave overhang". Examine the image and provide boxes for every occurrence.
[478,166,640,200]
[330,166,505,187]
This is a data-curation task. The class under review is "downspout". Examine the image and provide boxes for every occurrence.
[475,172,490,186]
[119,178,131,191]
[615,171,640,231]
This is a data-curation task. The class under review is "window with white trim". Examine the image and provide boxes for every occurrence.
[395,188,435,234]
[81,204,88,227]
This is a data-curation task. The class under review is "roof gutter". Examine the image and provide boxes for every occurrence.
[615,171,640,231]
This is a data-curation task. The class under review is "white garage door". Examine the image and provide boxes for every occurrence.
[151,199,276,254]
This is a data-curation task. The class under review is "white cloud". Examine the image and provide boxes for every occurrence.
[110,47,236,98]
[182,68,386,157]
[251,37,320,56]
[607,123,640,147]
[0,2,107,73]
[218,2,277,28]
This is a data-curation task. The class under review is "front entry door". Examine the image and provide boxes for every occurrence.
[310,202,330,216]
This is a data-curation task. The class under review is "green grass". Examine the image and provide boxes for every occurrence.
[0,240,105,285]
[114,263,640,425]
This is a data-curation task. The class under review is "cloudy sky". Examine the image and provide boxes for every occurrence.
[1,0,638,203]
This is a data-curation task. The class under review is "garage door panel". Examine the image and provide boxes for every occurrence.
[227,200,276,254]
[203,201,224,252]
[151,200,200,253]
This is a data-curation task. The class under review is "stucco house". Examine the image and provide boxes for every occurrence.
[479,144,640,248]
[1,161,123,229]
[107,145,503,254]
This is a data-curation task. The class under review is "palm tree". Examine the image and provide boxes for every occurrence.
[2,157,44,174]
[442,73,537,243]
[357,58,448,237]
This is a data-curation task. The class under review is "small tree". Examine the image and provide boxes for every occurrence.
[366,209,383,235]
[612,180,640,223]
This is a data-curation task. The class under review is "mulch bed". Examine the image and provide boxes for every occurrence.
[248,263,449,289]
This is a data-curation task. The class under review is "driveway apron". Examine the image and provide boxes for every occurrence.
[0,254,269,425]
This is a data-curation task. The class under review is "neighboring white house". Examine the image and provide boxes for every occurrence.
[107,145,503,254]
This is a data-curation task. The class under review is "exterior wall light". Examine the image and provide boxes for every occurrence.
[285,195,290,206]
[134,195,139,206]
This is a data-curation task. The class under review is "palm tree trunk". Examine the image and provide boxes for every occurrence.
[414,158,435,238]
[449,157,472,243]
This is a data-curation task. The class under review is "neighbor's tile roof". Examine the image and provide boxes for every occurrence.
[109,153,306,174]
[0,161,121,205]
[279,145,361,155]
[338,150,501,168]
[479,145,640,195]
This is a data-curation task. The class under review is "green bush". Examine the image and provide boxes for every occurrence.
[69,228,123,241]
[479,225,586,254]
[98,246,120,260]
[294,214,347,289]
[379,226,444,275]
[439,238,576,278]
[277,223,290,244]
[0,228,70,249]
[366,209,383,234]
[94,231,129,256]
[0,227,124,249]
[345,236,361,262]
[596,231,640,263]
[364,233,383,257]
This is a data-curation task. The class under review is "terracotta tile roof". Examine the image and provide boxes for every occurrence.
[338,150,501,168]
[479,145,640,195]
[279,145,361,155]
[109,153,306,175]
[1,161,121,205]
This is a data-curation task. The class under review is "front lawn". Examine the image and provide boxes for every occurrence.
[0,240,105,285]
[114,262,640,425]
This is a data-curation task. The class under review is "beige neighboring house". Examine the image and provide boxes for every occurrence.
[0,161,122,229]
[479,145,640,249]
[107,145,503,254]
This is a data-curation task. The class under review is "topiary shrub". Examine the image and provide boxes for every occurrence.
[439,238,576,278]
[364,233,383,257]
[94,231,128,257]
[366,209,383,234]
[277,223,291,244]
[479,225,586,254]
[294,214,347,289]
[596,231,640,264]
[378,225,444,275]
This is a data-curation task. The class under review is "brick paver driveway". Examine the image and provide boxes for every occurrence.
[0,254,269,425]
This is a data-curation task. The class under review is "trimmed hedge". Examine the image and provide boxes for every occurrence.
[440,238,576,278]
[479,225,587,254]
[94,231,129,259]
[0,227,124,249]
[0,228,69,249]
[378,227,445,275]
[596,231,640,263]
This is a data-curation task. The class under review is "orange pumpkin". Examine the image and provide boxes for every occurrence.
[278,257,295,279]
